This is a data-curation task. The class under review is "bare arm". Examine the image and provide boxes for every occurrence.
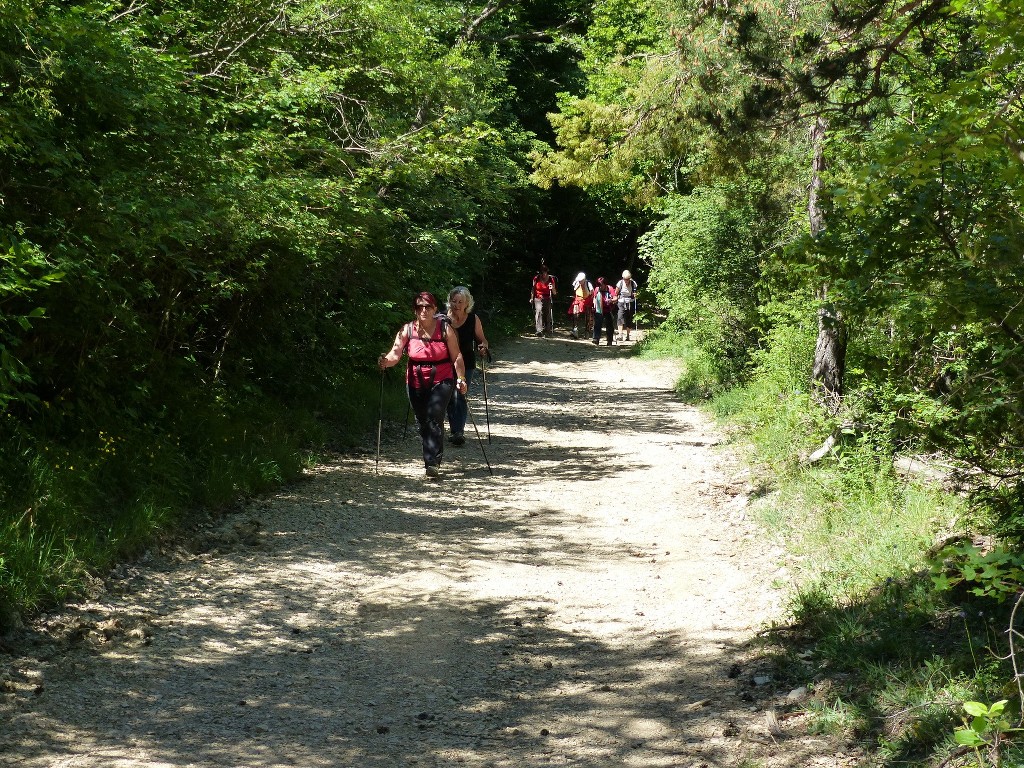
[445,324,468,392]
[378,328,407,369]
[474,316,489,356]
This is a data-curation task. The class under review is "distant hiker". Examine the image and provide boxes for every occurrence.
[445,286,490,447]
[591,277,617,346]
[569,272,593,339]
[615,270,639,341]
[531,263,557,336]
[379,292,467,479]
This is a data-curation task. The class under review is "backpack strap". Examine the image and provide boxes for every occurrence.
[407,316,451,363]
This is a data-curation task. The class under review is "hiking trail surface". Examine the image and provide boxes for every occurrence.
[2,333,860,767]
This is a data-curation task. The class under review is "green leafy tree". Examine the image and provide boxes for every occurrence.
[0,0,616,616]
[535,0,1024,530]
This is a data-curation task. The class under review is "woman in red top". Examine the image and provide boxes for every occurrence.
[379,292,467,479]
[531,264,557,336]
[591,277,617,346]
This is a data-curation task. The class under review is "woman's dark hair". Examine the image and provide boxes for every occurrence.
[413,291,438,309]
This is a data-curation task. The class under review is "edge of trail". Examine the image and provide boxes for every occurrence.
[0,331,860,768]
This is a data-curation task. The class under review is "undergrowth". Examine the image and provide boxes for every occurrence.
[637,326,723,400]
[651,324,1024,767]
[0,372,407,627]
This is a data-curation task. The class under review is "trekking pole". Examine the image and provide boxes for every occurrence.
[402,400,411,440]
[482,352,491,443]
[375,367,385,474]
[465,398,493,475]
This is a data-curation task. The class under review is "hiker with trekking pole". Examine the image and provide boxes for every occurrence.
[615,270,639,342]
[378,292,467,480]
[569,271,594,340]
[531,262,557,337]
[445,286,490,447]
[591,277,617,346]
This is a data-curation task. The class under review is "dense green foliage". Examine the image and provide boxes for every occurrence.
[1,0,651,617]
[538,0,1024,528]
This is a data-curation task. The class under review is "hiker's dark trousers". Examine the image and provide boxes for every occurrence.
[593,312,614,345]
[408,378,455,468]
[446,368,475,437]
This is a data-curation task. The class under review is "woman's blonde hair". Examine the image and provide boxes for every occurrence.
[447,286,475,312]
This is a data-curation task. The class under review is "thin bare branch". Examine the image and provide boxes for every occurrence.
[459,0,511,44]
[110,1,146,23]
[208,8,287,77]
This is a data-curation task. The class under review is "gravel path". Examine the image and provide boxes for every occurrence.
[1,333,856,767]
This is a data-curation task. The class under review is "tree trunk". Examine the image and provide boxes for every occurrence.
[808,116,845,412]
[813,297,847,412]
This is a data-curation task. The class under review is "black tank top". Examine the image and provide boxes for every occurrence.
[453,311,477,371]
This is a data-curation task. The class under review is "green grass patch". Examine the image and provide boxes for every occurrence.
[0,370,394,627]
[760,465,951,598]
[651,318,1024,767]
[637,326,726,400]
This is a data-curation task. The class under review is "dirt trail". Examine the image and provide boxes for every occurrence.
[1,333,855,767]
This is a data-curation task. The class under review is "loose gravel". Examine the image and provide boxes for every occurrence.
[1,333,858,767]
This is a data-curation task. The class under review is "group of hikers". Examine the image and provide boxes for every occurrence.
[379,265,639,479]
[532,263,639,345]
[378,287,490,480]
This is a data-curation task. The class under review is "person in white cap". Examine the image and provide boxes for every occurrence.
[615,270,638,341]
[569,272,593,339]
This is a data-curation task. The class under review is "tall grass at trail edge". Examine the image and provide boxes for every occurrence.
[0,371,406,629]
[647,326,1024,766]
[636,326,724,400]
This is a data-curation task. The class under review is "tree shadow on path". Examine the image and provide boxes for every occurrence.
[1,333,844,768]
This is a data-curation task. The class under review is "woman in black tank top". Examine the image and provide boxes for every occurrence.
[446,286,490,445]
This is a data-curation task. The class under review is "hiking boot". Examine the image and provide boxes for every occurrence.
[425,465,441,480]
[591,339,599,345]
[570,328,578,339]
[535,331,543,337]
[450,433,465,446]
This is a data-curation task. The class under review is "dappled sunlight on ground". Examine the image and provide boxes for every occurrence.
[1,331,859,768]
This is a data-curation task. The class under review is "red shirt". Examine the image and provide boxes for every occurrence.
[405,320,454,388]
[533,274,555,300]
